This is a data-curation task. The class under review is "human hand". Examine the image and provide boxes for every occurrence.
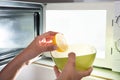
[35,31,58,52]
[19,31,58,62]
[0,31,58,80]
[54,52,93,80]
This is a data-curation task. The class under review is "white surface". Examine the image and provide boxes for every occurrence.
[1,61,118,80]
[15,64,56,80]
[35,59,120,80]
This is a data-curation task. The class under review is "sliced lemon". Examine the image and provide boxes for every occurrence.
[53,33,68,52]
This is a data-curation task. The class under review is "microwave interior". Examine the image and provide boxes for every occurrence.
[0,1,44,65]
[45,2,114,71]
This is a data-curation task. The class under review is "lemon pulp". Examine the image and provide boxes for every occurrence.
[53,33,68,52]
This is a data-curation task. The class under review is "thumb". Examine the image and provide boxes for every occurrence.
[66,52,76,68]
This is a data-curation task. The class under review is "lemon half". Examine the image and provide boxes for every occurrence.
[53,33,68,52]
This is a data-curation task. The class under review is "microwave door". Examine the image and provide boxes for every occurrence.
[0,1,44,66]
[0,1,44,48]
[34,12,40,36]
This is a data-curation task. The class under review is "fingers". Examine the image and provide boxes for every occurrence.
[38,31,57,41]
[79,67,93,77]
[67,52,93,78]
[48,31,58,36]
[54,65,60,78]
[86,67,93,75]
[54,52,76,78]
[44,31,58,37]
[36,31,58,51]
[46,44,57,51]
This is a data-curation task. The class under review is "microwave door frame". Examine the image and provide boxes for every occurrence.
[34,12,40,36]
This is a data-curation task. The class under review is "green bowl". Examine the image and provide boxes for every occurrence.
[51,44,96,71]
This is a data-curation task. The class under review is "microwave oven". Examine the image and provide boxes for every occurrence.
[0,1,120,72]
[44,2,120,72]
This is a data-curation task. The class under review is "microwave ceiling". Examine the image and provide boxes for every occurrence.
[0,1,43,17]
[0,10,40,17]
[0,1,43,9]
[0,5,42,17]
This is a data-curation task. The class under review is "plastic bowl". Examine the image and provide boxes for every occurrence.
[51,44,96,71]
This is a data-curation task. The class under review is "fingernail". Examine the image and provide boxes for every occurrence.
[68,52,76,57]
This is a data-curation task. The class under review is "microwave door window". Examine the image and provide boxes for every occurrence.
[0,1,44,66]
[0,14,34,48]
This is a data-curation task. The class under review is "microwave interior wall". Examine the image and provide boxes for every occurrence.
[0,1,44,66]
[45,2,116,71]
